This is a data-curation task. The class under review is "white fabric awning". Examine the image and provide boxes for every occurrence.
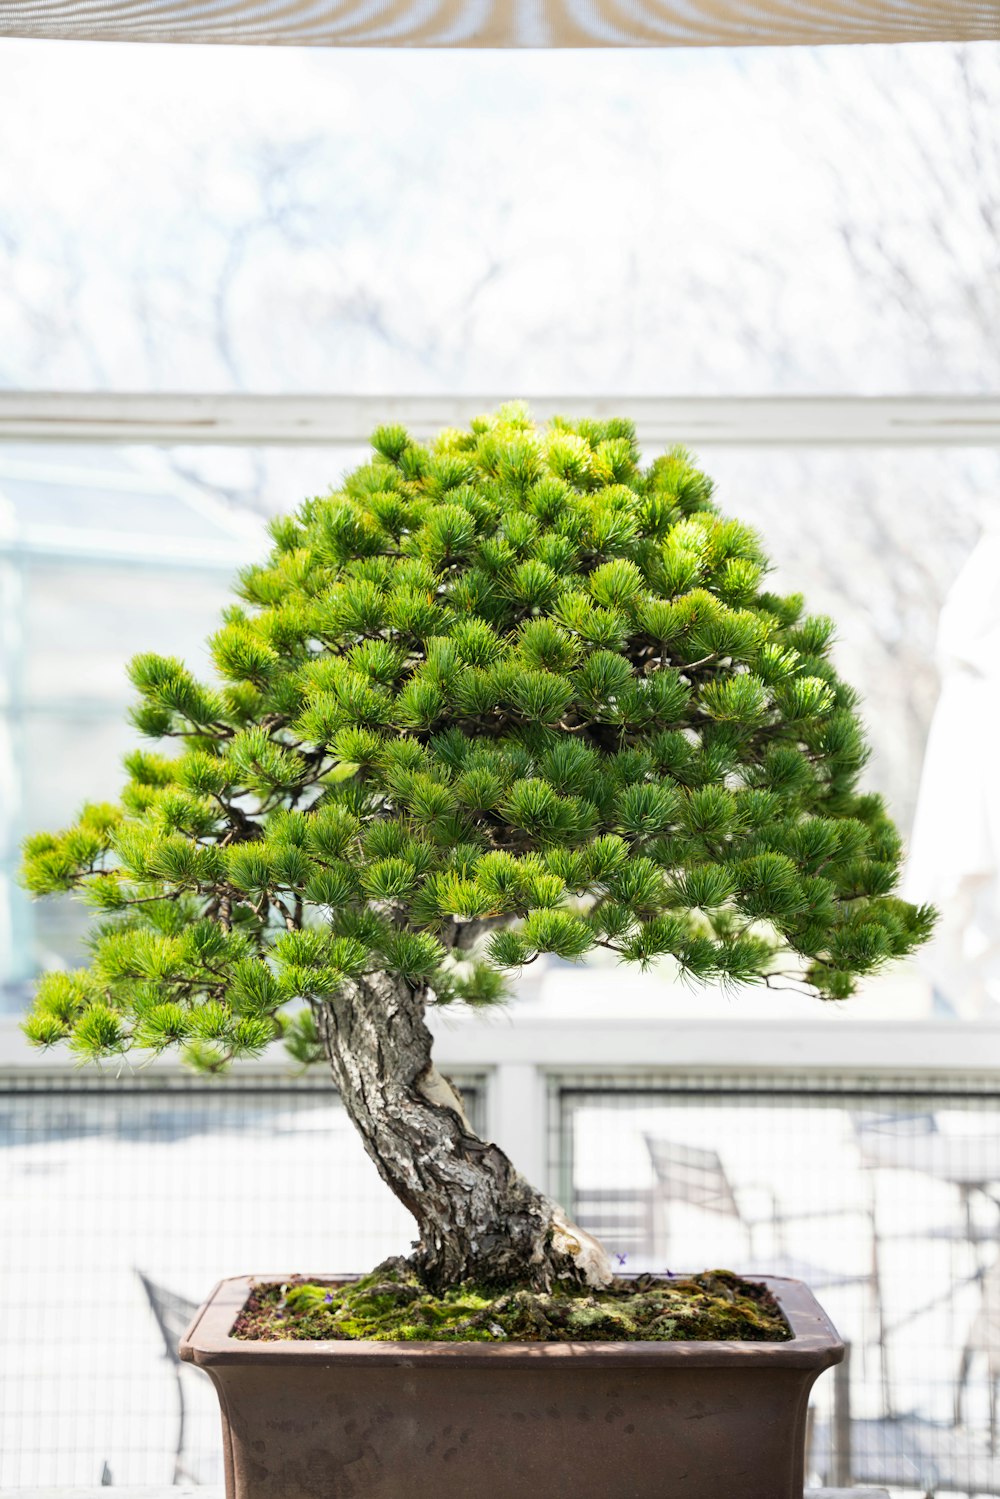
[0,0,997,46]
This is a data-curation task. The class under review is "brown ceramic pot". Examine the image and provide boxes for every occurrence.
[180,1273,842,1499]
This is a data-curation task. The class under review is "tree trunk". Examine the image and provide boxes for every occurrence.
[312,972,612,1292]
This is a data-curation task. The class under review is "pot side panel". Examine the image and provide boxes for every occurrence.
[206,1361,816,1499]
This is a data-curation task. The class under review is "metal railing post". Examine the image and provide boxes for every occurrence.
[833,1341,853,1489]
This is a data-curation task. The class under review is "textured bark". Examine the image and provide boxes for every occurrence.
[313,973,612,1291]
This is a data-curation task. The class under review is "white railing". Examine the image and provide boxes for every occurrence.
[5,1014,1000,1189]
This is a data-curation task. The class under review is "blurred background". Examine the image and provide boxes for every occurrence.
[2,35,1000,1497]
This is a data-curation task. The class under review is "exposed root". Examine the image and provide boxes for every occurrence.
[545,1201,615,1289]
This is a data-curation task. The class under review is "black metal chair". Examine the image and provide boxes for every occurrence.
[136,1269,203,1484]
[810,1342,1000,1498]
[639,1131,896,1431]
[641,1135,878,1284]
[954,1254,1000,1452]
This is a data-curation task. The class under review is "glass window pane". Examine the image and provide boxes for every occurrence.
[0,42,997,393]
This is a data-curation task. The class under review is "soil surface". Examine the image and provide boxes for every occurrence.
[231,1263,791,1343]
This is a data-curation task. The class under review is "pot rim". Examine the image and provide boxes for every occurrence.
[180,1273,845,1371]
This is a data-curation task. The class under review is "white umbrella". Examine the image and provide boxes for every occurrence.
[905,526,1000,1018]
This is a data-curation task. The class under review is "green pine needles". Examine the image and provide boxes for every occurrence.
[22,405,934,1070]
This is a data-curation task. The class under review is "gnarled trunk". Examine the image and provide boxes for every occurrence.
[312,973,612,1291]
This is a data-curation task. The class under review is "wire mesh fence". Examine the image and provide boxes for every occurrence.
[3,1066,1000,1497]
[554,1073,1000,1499]
[0,1069,484,1488]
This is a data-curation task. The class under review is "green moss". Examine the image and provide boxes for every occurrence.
[231,1264,790,1343]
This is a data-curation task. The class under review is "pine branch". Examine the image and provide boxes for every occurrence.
[19,407,932,1066]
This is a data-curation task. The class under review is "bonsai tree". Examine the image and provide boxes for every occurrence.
[21,405,933,1293]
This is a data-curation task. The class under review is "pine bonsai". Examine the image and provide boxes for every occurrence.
[21,405,933,1293]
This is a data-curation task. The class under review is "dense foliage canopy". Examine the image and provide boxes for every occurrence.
[22,406,933,1069]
